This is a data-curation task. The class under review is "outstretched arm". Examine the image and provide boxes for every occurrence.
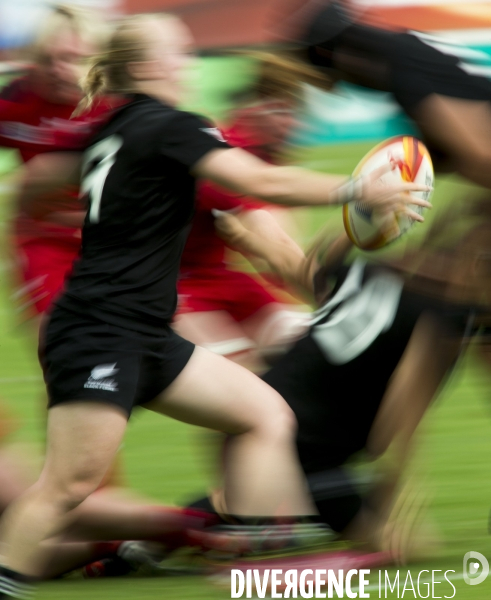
[214,209,354,302]
[196,146,431,217]
[214,208,313,299]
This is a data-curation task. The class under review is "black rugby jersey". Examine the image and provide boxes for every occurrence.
[263,260,475,466]
[57,94,229,333]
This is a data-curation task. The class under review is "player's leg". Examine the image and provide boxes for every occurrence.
[0,449,212,579]
[367,312,458,460]
[0,402,128,579]
[363,313,459,562]
[143,345,314,518]
[64,490,214,541]
[413,95,491,189]
[187,465,363,537]
[40,540,123,579]
[0,404,27,514]
[0,451,31,517]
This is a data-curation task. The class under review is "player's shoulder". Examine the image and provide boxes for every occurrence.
[110,95,207,133]
[88,94,227,162]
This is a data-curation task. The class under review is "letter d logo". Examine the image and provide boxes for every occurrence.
[464,551,489,585]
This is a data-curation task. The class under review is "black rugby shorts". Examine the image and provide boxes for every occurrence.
[41,306,195,416]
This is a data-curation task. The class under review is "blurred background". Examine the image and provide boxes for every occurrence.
[2,1,491,599]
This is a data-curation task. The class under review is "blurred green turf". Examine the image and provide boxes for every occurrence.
[1,144,491,599]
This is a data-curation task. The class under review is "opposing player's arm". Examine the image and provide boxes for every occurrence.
[214,209,314,299]
[194,146,431,216]
[17,151,83,221]
[215,209,356,301]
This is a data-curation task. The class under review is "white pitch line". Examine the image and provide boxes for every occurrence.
[0,375,42,384]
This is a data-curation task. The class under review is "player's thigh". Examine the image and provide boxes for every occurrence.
[142,346,294,435]
[41,401,128,494]
[415,95,491,161]
[40,311,138,493]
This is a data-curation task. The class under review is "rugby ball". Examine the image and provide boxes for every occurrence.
[342,136,433,250]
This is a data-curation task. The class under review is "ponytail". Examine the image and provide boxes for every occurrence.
[73,58,106,116]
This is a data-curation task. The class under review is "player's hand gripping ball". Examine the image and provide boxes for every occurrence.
[343,136,434,250]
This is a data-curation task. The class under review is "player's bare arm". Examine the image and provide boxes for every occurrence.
[214,209,354,303]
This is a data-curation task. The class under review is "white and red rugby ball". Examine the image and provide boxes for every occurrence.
[342,135,433,250]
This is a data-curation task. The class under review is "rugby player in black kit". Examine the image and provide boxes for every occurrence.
[286,0,491,189]
[0,13,430,599]
[189,206,484,563]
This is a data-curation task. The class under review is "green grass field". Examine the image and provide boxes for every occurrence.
[1,142,491,599]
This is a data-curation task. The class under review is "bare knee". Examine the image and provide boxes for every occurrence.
[58,480,101,512]
[38,469,106,513]
[269,403,298,443]
[246,392,298,442]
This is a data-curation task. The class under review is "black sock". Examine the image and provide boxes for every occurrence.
[0,566,35,599]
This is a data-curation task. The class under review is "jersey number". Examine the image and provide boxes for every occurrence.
[81,135,123,223]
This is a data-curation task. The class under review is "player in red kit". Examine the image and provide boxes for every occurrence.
[0,3,125,494]
[0,5,115,322]
[175,54,327,369]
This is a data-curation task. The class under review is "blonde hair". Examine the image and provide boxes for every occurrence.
[32,5,106,63]
[76,14,173,115]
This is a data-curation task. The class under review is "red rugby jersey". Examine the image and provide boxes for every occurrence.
[180,108,276,271]
[0,76,116,244]
[0,76,112,161]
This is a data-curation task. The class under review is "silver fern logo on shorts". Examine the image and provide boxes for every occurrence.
[84,363,119,392]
